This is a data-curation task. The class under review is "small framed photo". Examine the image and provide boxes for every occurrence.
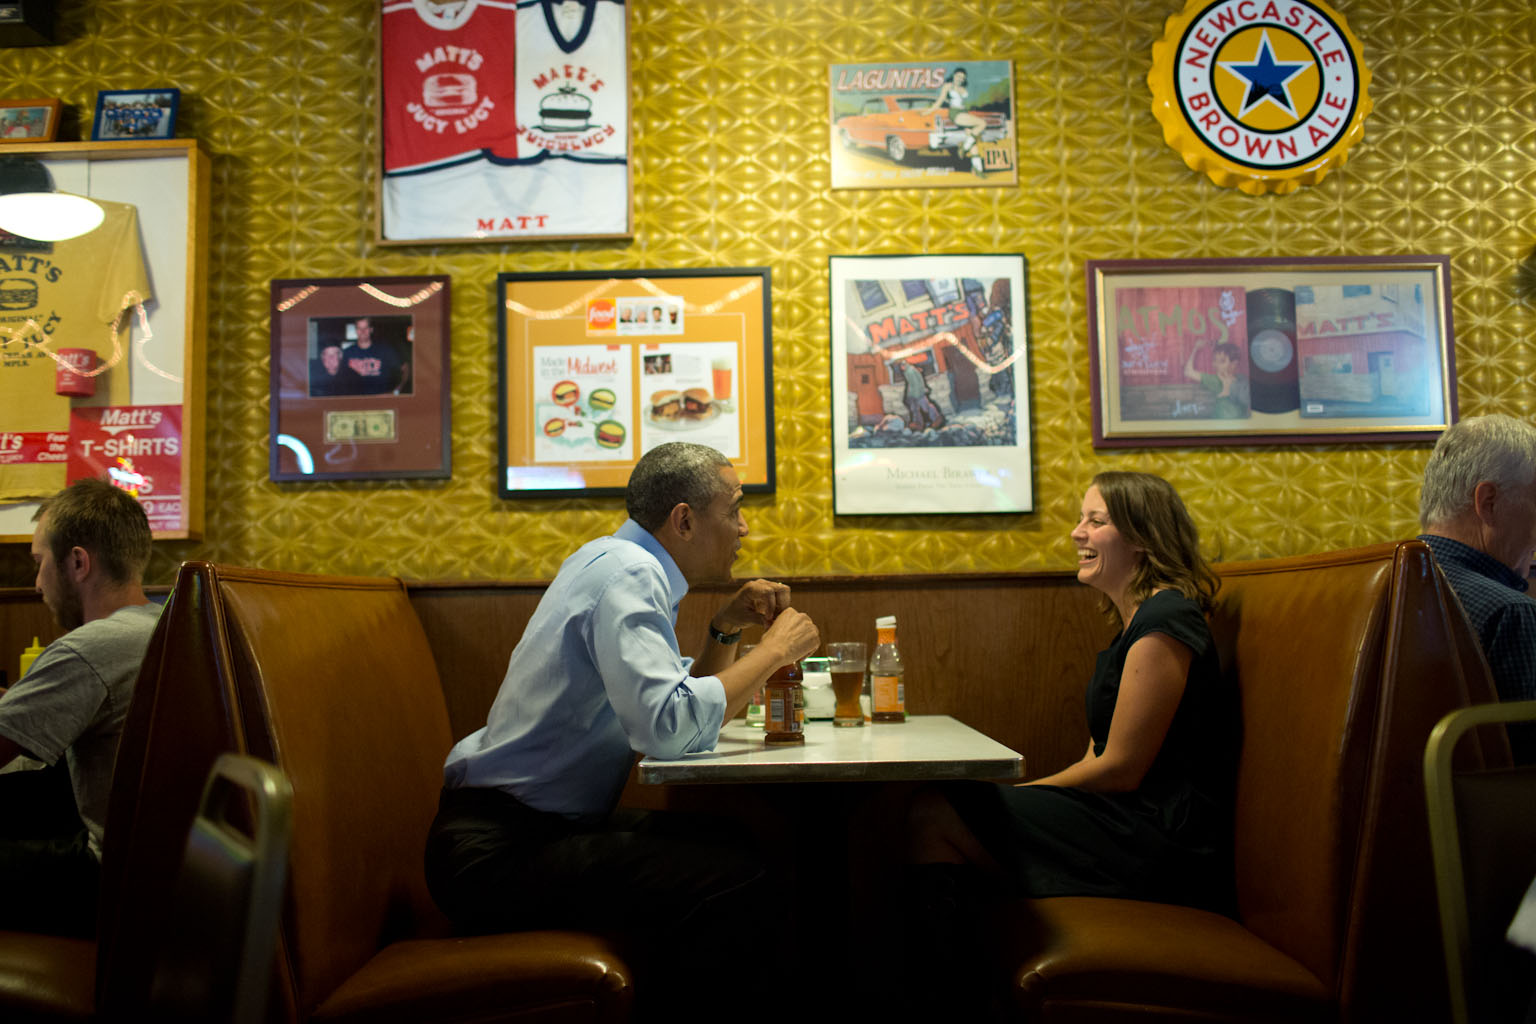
[91,88,180,141]
[830,253,1034,515]
[269,275,451,482]
[0,98,62,143]
[1087,255,1457,447]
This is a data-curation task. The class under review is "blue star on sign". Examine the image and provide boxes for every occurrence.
[1218,30,1309,119]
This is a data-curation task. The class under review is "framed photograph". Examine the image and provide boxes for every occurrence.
[378,0,631,244]
[497,268,774,498]
[269,275,451,482]
[830,254,1033,516]
[1087,255,1457,447]
[828,59,1016,189]
[90,88,179,141]
[0,98,61,143]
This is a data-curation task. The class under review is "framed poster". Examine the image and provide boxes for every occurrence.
[377,0,632,244]
[1087,256,1457,447]
[498,268,774,498]
[828,59,1016,189]
[91,89,179,141]
[269,276,451,481]
[0,99,62,142]
[830,254,1032,516]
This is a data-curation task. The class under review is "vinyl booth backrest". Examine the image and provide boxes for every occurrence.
[1211,540,1504,1020]
[210,565,455,1018]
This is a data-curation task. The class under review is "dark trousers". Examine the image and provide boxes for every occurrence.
[0,762,98,937]
[425,785,769,1019]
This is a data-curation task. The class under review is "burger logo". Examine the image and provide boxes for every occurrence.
[543,418,566,437]
[589,387,617,412]
[1149,0,1371,195]
[0,278,37,310]
[551,380,579,406]
[594,420,626,448]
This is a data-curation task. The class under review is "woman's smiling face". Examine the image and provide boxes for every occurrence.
[1070,485,1143,603]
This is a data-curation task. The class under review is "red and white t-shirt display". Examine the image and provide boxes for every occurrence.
[381,0,629,241]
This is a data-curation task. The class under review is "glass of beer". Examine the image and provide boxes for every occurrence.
[826,642,867,727]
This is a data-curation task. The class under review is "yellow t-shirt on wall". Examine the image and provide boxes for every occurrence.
[0,197,151,501]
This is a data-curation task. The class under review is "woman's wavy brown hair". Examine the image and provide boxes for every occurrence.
[1092,470,1219,616]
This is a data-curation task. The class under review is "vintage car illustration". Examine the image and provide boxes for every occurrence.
[836,94,1008,164]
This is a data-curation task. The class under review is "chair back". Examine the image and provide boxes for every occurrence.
[1425,699,1536,1024]
[150,753,293,1024]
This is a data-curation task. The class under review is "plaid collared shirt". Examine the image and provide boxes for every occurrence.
[1421,533,1536,763]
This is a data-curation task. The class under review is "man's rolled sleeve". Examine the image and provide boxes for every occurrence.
[590,564,726,758]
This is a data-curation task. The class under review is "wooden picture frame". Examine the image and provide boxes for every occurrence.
[269,276,451,482]
[497,267,774,498]
[91,89,180,141]
[377,0,632,244]
[1087,255,1457,447]
[0,139,210,543]
[0,98,61,143]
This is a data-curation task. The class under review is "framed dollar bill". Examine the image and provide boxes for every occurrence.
[1087,255,1457,447]
[269,275,451,481]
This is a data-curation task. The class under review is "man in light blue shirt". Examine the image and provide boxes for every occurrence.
[425,443,818,1009]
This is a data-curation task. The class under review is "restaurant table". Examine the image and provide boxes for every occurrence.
[638,714,1024,784]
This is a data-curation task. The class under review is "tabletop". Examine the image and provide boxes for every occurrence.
[637,714,1025,785]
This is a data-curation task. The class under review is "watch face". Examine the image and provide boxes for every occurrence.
[1249,329,1295,373]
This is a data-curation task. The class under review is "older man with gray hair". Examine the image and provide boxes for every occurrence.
[1418,413,1536,762]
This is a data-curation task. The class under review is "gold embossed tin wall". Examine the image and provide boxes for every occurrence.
[0,0,1532,586]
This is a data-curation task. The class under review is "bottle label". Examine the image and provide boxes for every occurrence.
[872,674,903,714]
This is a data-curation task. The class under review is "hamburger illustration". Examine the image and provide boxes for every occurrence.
[650,389,682,420]
[551,380,580,406]
[589,387,617,412]
[594,420,626,448]
[682,388,711,417]
[543,418,565,437]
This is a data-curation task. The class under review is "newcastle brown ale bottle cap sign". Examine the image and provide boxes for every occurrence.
[1148,0,1372,195]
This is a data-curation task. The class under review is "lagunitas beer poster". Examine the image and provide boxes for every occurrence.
[67,405,183,532]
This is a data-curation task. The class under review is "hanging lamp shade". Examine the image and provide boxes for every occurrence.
[0,155,106,241]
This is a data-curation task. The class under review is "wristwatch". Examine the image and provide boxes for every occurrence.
[708,622,743,645]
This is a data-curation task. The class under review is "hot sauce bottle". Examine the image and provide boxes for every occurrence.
[763,660,805,745]
[870,615,906,723]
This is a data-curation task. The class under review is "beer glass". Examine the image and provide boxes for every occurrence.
[826,642,867,727]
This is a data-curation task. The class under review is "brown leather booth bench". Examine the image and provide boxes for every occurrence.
[0,539,1499,1021]
[0,562,633,1023]
[999,540,1506,1021]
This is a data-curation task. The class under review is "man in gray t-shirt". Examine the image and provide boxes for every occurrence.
[0,478,157,936]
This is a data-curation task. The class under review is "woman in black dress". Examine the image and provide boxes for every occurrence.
[910,470,1238,912]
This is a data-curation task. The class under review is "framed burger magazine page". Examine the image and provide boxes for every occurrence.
[1088,256,1456,447]
[497,268,774,498]
[377,0,632,244]
[269,276,451,482]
